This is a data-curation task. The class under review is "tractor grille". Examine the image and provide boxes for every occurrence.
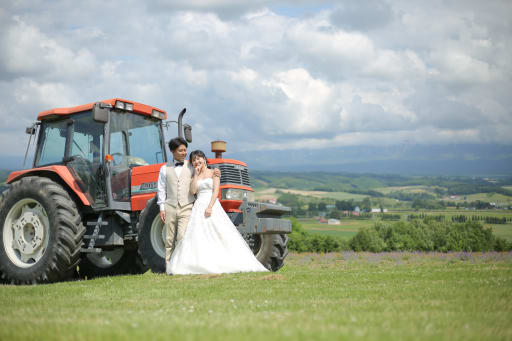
[214,164,251,187]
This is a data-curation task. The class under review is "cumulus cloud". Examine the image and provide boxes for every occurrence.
[0,0,510,170]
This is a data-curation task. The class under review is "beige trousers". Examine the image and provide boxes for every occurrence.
[164,202,193,263]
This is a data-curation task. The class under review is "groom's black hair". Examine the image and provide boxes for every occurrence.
[189,150,208,164]
[168,137,188,151]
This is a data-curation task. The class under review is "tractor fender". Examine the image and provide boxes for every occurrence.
[7,166,91,206]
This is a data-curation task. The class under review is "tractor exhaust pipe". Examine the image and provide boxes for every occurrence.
[177,108,186,139]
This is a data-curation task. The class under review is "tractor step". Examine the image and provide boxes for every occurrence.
[83,235,105,239]
[85,213,108,251]
[80,248,102,253]
[87,221,108,226]
[123,233,138,241]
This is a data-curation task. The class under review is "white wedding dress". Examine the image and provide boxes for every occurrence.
[167,177,269,275]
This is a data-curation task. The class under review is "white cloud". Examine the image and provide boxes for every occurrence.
[5,17,97,80]
[0,0,510,167]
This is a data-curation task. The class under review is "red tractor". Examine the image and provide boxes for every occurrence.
[0,99,291,284]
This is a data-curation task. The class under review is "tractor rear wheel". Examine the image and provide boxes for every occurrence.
[137,197,166,273]
[78,248,148,278]
[0,176,85,284]
[247,233,289,271]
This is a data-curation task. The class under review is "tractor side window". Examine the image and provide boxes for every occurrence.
[129,125,164,164]
[71,113,104,164]
[110,112,164,167]
[37,121,67,166]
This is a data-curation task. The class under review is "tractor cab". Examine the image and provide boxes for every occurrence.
[29,99,170,210]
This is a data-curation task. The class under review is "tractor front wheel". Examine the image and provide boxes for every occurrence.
[137,197,166,273]
[247,233,289,271]
[0,176,85,284]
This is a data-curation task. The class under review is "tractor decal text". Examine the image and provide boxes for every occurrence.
[131,181,158,194]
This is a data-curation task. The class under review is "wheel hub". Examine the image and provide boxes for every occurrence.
[3,199,50,268]
[13,211,45,255]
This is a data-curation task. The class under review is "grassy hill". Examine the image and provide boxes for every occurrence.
[251,171,512,198]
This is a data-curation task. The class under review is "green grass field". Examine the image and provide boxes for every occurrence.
[1,252,511,340]
[463,193,512,203]
[299,218,371,239]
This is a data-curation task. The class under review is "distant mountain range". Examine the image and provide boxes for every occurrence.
[1,143,511,177]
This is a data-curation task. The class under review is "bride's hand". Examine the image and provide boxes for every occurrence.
[195,164,202,175]
[205,207,212,218]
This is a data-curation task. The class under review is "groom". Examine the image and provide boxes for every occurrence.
[156,137,220,270]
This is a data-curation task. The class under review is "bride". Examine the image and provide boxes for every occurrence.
[166,150,268,275]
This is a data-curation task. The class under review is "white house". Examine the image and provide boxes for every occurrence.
[328,219,340,225]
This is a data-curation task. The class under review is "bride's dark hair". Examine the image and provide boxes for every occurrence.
[189,150,208,164]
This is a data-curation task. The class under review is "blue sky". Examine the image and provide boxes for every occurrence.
[0,0,511,175]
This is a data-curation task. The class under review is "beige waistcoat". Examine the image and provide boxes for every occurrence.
[165,161,195,207]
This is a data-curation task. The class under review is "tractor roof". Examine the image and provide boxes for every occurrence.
[37,98,167,121]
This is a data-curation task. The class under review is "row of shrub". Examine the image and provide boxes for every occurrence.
[380,214,401,221]
[451,215,510,224]
[407,213,445,221]
[288,218,512,253]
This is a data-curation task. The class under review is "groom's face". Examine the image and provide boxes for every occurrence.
[172,144,187,162]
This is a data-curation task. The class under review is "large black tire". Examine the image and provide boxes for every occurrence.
[78,248,148,278]
[249,233,289,271]
[137,197,166,273]
[0,176,85,284]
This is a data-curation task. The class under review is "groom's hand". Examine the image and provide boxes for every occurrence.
[213,168,221,177]
[160,210,165,223]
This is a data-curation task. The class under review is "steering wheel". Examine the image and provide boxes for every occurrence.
[67,154,91,166]
[111,153,125,167]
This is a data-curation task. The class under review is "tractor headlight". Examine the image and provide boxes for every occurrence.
[115,101,134,111]
[151,109,165,120]
[115,101,125,110]
[222,188,254,201]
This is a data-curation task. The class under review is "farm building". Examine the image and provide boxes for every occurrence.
[328,219,340,225]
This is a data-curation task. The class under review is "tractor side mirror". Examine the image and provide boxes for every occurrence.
[26,127,36,135]
[92,102,109,123]
[183,124,192,143]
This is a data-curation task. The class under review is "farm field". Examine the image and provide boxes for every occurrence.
[300,209,512,241]
[254,188,367,201]
[388,208,512,217]
[299,218,371,239]
[0,252,510,340]
[490,224,512,241]
[463,192,512,203]
[374,185,432,194]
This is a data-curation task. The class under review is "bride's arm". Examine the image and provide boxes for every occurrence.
[190,167,198,195]
[205,170,220,217]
